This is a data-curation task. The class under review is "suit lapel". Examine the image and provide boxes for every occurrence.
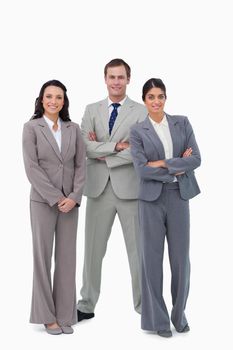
[98,99,109,135]
[109,97,133,140]
[166,114,182,157]
[142,116,165,159]
[61,121,72,160]
[38,118,62,161]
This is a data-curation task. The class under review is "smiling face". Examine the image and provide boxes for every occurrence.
[42,85,64,120]
[105,65,130,102]
[144,87,166,119]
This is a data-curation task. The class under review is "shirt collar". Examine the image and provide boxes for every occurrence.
[149,113,168,127]
[108,95,127,108]
[43,115,61,130]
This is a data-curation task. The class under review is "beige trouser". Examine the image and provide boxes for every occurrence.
[29,200,78,326]
[77,181,141,314]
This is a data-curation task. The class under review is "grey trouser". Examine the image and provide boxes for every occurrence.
[30,201,78,326]
[77,181,141,313]
[139,182,190,332]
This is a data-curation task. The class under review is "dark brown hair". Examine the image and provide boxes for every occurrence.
[104,58,131,78]
[142,78,167,101]
[31,80,71,121]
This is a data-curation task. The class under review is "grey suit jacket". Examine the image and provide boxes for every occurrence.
[81,97,147,199]
[22,117,86,207]
[130,114,201,201]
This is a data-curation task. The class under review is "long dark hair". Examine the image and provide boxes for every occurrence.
[31,80,71,121]
[142,78,167,101]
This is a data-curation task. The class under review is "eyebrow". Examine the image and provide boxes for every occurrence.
[108,75,125,78]
[45,94,63,97]
[148,93,165,97]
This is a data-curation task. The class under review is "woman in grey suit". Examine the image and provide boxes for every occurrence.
[22,80,86,335]
[130,78,201,338]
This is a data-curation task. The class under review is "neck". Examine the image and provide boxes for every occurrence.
[44,113,59,123]
[109,94,126,103]
[149,112,164,123]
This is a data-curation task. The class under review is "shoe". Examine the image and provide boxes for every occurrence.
[77,310,95,322]
[176,324,190,333]
[44,325,62,335]
[61,326,74,334]
[157,330,173,338]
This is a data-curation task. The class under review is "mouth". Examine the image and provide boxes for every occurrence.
[48,105,58,109]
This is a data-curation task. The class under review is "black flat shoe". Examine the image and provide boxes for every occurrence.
[176,324,190,333]
[157,330,172,338]
[77,310,95,322]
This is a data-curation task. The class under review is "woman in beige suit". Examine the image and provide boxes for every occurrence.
[22,80,86,335]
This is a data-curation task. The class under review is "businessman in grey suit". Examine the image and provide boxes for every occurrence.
[77,59,147,321]
[23,80,86,335]
[130,78,201,337]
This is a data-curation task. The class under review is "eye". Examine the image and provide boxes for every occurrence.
[158,94,165,100]
[147,95,154,100]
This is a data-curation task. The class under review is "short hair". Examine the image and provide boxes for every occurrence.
[142,78,167,101]
[104,58,131,78]
[31,80,71,121]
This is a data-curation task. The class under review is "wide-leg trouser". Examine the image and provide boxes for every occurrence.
[29,200,78,326]
[77,181,141,313]
[139,183,190,332]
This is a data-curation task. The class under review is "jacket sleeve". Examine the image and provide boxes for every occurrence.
[130,127,175,182]
[165,117,201,174]
[68,125,86,205]
[105,148,133,168]
[81,106,117,158]
[22,123,64,207]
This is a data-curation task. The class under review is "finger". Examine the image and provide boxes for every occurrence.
[58,201,66,207]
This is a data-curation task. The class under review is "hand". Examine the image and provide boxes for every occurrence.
[88,131,97,141]
[147,160,166,168]
[182,148,192,157]
[58,198,76,213]
[58,197,66,205]
[97,157,106,161]
[115,141,130,151]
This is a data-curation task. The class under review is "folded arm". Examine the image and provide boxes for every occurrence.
[81,106,117,158]
[165,118,201,174]
[129,128,175,182]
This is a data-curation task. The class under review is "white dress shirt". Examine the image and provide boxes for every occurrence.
[108,96,127,117]
[149,114,177,182]
[43,115,62,152]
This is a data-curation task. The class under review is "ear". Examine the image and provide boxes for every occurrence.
[127,77,130,84]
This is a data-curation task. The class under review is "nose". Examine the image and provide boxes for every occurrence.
[50,97,56,104]
[153,97,161,104]
[113,78,120,84]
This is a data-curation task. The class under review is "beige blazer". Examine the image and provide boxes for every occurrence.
[22,117,86,207]
[81,97,147,199]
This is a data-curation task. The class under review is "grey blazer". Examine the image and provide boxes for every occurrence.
[22,117,86,207]
[130,114,201,201]
[81,97,147,199]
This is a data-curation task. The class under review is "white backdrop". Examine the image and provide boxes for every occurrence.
[0,0,232,349]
